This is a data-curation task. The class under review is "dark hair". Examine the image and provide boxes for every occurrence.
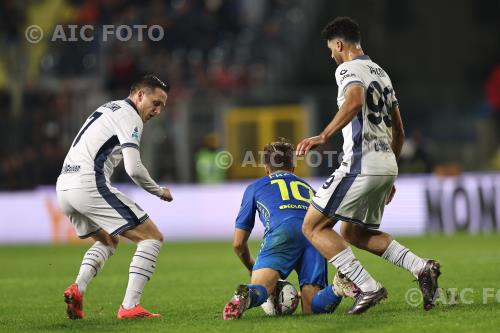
[321,16,361,43]
[263,137,295,172]
[130,74,170,95]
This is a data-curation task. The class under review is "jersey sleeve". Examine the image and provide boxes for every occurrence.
[235,183,257,232]
[114,114,143,149]
[335,64,365,94]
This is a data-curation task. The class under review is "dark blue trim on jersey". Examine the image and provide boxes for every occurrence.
[94,135,142,235]
[353,55,370,61]
[334,214,380,229]
[342,80,365,94]
[124,98,139,114]
[78,228,103,239]
[111,214,149,236]
[121,142,139,149]
[351,111,363,173]
[322,175,357,218]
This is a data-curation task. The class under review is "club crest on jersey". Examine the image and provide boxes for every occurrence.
[131,126,139,140]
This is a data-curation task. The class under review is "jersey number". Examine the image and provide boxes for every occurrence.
[271,179,314,203]
[72,111,103,147]
[366,81,392,127]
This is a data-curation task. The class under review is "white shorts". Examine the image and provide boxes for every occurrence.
[311,169,395,229]
[57,187,149,238]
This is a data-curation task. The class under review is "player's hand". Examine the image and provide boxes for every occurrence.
[386,185,396,205]
[296,135,326,156]
[160,187,173,202]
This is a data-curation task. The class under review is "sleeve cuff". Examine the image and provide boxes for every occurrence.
[121,143,139,149]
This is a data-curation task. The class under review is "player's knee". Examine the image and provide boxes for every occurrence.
[340,224,354,243]
[109,236,120,248]
[153,230,164,242]
[94,232,119,248]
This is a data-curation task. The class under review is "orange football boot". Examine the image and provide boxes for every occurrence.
[64,283,84,319]
[117,304,160,319]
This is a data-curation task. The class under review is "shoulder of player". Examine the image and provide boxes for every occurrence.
[102,100,143,124]
[335,63,354,77]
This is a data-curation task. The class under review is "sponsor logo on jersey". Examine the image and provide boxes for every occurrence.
[279,203,309,210]
[102,102,121,111]
[131,126,139,140]
[374,140,391,152]
[61,164,81,174]
[340,69,348,75]
[340,73,356,85]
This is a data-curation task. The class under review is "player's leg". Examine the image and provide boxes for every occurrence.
[117,218,163,318]
[223,268,281,320]
[58,189,118,319]
[297,240,341,314]
[81,187,163,319]
[339,175,441,310]
[303,173,387,314]
[73,229,118,295]
[224,223,298,320]
[302,208,381,294]
[341,222,440,310]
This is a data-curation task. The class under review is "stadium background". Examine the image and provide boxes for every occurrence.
[0,0,498,242]
[0,1,499,332]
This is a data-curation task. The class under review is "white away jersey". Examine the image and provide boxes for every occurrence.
[56,99,143,190]
[335,55,399,175]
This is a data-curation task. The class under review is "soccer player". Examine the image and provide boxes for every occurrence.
[296,17,441,314]
[56,75,173,320]
[223,139,343,320]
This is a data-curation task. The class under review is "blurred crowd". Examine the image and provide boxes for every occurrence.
[0,0,498,190]
[0,0,295,189]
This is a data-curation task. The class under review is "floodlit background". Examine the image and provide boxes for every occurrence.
[0,0,499,243]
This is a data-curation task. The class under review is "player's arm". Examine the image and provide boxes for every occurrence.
[296,85,364,155]
[233,184,257,274]
[390,105,405,160]
[386,105,405,205]
[232,228,255,274]
[122,147,173,201]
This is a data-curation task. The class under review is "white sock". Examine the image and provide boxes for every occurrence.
[75,241,115,294]
[122,239,162,309]
[329,247,378,292]
[382,240,426,278]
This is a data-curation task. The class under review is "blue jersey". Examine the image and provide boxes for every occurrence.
[235,171,315,235]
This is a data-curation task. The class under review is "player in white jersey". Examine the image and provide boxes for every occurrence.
[56,75,173,320]
[296,17,440,314]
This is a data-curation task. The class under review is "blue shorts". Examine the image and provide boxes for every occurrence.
[252,219,328,288]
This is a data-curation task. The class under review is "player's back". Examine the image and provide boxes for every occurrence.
[335,55,399,176]
[248,171,314,234]
[56,99,143,191]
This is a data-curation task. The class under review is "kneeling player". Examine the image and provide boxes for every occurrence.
[223,139,342,320]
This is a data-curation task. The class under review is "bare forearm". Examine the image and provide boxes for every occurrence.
[234,245,255,272]
[320,86,363,140]
[390,106,405,161]
[321,107,360,141]
[392,129,404,160]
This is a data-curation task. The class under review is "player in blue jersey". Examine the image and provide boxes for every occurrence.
[223,138,343,320]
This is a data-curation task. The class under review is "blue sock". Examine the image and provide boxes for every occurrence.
[311,284,342,314]
[246,284,268,309]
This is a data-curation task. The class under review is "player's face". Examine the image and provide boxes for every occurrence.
[327,39,343,65]
[137,88,168,123]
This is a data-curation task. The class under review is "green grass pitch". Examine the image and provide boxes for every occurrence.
[1,233,499,333]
